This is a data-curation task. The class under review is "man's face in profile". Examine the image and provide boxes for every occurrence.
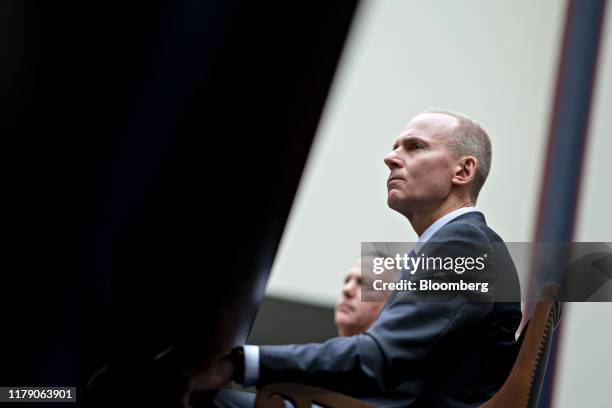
[334,257,386,337]
[384,113,459,215]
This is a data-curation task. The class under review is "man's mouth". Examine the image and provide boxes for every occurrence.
[337,303,355,313]
[387,177,403,188]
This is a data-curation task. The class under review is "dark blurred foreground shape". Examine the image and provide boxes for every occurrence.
[1,1,357,406]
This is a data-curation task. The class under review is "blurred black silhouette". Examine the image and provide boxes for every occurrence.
[1,1,357,406]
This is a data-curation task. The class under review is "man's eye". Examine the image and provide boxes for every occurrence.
[415,143,425,150]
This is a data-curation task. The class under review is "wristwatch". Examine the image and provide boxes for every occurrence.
[229,346,245,384]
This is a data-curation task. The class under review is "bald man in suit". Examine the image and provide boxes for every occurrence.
[185,110,522,408]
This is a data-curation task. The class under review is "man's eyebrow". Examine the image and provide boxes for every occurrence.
[393,135,428,149]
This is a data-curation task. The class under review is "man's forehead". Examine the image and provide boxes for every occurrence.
[401,112,458,136]
[348,264,362,275]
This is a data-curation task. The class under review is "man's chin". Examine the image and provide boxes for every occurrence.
[388,193,413,214]
[335,310,354,324]
[387,193,402,210]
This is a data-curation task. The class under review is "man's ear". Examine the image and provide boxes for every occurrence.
[452,156,477,187]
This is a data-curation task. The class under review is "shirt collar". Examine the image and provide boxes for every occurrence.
[415,207,480,251]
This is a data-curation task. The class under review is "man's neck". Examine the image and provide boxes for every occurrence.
[407,200,474,236]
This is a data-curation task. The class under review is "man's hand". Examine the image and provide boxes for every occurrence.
[181,357,234,408]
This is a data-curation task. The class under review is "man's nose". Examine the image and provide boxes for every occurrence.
[343,281,357,298]
[384,151,402,170]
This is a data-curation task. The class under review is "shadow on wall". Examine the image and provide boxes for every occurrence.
[249,297,337,345]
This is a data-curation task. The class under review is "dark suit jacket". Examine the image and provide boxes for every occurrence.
[256,212,522,407]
